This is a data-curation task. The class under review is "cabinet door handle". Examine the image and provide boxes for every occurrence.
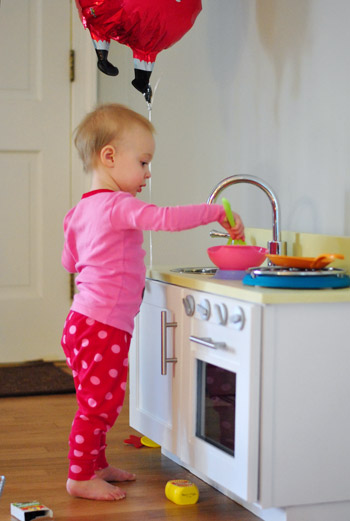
[189,335,226,350]
[161,311,177,375]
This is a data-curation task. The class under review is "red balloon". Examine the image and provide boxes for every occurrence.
[75,0,202,100]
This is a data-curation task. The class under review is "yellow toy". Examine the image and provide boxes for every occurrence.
[165,479,199,505]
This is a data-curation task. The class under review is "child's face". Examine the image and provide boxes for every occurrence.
[110,125,155,196]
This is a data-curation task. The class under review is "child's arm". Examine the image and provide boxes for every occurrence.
[61,213,77,273]
[113,193,245,238]
[62,246,76,273]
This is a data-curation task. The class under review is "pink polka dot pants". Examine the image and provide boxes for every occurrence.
[61,311,131,481]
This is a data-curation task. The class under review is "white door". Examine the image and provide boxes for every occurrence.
[129,280,183,456]
[0,0,96,362]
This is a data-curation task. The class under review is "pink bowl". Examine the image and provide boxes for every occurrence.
[207,245,268,271]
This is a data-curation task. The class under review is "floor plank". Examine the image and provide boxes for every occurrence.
[0,391,260,520]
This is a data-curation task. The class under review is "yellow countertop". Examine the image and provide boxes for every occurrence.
[146,228,350,305]
[146,267,350,304]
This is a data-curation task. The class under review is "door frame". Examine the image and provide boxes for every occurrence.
[71,4,97,204]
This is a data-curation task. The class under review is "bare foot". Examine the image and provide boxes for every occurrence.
[66,477,126,501]
[95,465,136,482]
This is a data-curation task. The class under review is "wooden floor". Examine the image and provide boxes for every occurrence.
[0,389,260,520]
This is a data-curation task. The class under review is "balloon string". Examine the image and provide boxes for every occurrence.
[148,103,153,270]
[146,76,161,270]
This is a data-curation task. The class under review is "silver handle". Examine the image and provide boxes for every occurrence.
[209,229,230,239]
[0,476,5,497]
[161,311,177,375]
[189,335,226,350]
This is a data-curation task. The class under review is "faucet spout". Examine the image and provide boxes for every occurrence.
[207,175,286,255]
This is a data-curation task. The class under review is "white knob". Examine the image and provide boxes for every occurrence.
[197,299,211,320]
[230,306,245,330]
[182,295,195,316]
[213,303,228,325]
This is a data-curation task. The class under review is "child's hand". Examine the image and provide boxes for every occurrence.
[221,213,245,241]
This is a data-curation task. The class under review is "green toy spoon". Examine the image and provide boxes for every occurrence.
[222,197,246,245]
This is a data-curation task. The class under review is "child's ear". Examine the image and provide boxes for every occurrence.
[100,144,116,167]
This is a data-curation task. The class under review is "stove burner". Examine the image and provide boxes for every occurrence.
[247,267,347,278]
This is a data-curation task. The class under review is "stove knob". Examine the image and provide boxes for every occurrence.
[182,295,195,316]
[197,299,211,320]
[213,303,228,325]
[230,306,245,330]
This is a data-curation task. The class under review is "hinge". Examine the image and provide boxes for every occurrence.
[69,49,75,82]
[70,273,75,300]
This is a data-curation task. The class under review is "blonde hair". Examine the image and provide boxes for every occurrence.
[74,103,155,172]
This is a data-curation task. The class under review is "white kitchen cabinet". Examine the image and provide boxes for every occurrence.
[259,302,350,509]
[130,279,262,501]
[129,275,350,521]
[129,279,184,455]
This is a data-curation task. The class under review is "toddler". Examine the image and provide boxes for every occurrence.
[61,103,244,501]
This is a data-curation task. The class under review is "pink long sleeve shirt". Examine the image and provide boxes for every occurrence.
[62,189,225,335]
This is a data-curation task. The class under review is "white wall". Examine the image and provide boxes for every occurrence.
[97,0,350,266]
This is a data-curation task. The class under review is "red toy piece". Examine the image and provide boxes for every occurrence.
[124,435,143,448]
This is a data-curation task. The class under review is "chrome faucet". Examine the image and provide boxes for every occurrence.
[207,175,286,255]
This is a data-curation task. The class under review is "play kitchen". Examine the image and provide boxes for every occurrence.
[129,175,350,521]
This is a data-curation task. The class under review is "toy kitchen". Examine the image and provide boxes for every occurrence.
[129,176,350,521]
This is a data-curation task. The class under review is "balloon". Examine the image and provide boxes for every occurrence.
[75,0,202,101]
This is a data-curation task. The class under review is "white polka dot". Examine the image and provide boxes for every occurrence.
[67,357,71,366]
[62,335,66,344]
[105,392,113,400]
[69,325,77,334]
[81,339,89,347]
[74,450,83,457]
[74,348,79,356]
[75,434,85,444]
[69,312,74,320]
[109,369,118,378]
[71,465,82,474]
[100,413,108,419]
[78,384,82,391]
[88,398,97,408]
[117,405,122,414]
[82,360,88,369]
[98,330,107,339]
[94,428,100,435]
[86,318,95,326]
[124,334,128,342]
[79,415,88,421]
[72,370,78,378]
[111,344,120,354]
[90,449,99,455]
[106,424,111,431]
[120,382,127,391]
[94,353,103,362]
[123,358,128,367]
[90,376,100,385]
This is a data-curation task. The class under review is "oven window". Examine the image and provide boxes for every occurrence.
[196,361,236,456]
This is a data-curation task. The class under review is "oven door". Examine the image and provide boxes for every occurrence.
[181,293,261,503]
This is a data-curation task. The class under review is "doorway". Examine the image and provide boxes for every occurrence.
[0,0,96,362]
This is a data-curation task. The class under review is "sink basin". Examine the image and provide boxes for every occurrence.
[170,267,218,275]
